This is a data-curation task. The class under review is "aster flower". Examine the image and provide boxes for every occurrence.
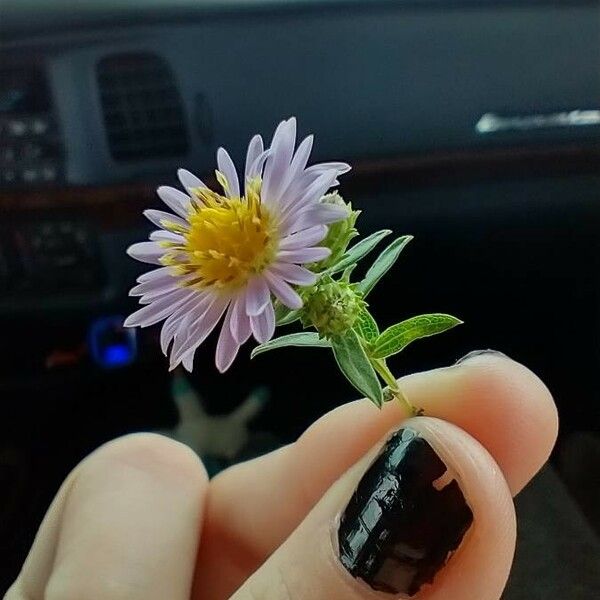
[124,118,350,373]
[125,116,463,415]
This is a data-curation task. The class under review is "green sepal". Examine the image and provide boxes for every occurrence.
[358,235,413,297]
[353,308,380,342]
[341,263,357,282]
[371,313,463,359]
[251,332,331,359]
[326,229,392,276]
[331,329,383,407]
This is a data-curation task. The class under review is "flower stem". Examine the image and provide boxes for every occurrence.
[372,358,419,416]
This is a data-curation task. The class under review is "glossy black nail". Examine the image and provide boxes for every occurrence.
[338,428,473,596]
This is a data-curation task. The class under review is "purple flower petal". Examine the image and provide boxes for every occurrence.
[281,170,319,206]
[130,270,175,296]
[261,118,296,207]
[281,135,313,192]
[161,293,211,354]
[159,290,206,338]
[250,301,275,343]
[245,277,271,316]
[149,230,185,243]
[294,170,339,208]
[215,306,241,373]
[160,320,179,355]
[160,314,184,355]
[276,246,331,263]
[130,277,177,300]
[296,203,349,230]
[144,209,189,232]
[278,225,328,251]
[217,147,240,198]
[181,349,195,372]
[245,134,264,181]
[127,241,166,265]
[177,168,208,192]
[247,149,270,185]
[178,292,213,330]
[229,292,252,344]
[156,186,191,219]
[269,263,317,286]
[124,288,193,328]
[264,272,303,309]
[279,170,338,234]
[306,162,352,175]
[136,266,174,284]
[278,135,314,211]
[169,295,229,366]
[279,161,349,211]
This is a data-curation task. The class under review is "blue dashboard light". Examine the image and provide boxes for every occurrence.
[89,316,137,369]
[102,344,133,367]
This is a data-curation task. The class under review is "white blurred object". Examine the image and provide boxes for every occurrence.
[475,110,600,134]
[160,372,267,460]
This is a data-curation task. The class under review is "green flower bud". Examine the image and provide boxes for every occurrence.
[301,275,366,338]
[312,193,359,271]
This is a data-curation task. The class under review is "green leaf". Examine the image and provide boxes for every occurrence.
[326,229,392,275]
[276,309,302,326]
[371,314,463,359]
[353,309,379,342]
[251,332,330,358]
[358,235,413,297]
[331,329,383,407]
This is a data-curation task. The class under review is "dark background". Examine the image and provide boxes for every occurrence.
[1,0,599,596]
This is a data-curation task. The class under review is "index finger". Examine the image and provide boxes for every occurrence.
[195,351,557,599]
[7,434,208,600]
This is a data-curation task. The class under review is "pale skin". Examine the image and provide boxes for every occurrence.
[6,352,558,600]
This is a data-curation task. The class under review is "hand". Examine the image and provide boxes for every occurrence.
[6,351,557,600]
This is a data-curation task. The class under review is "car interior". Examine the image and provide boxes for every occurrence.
[1,0,599,596]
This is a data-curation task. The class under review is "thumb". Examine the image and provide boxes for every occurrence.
[230,416,515,600]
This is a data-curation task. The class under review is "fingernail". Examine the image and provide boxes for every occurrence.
[455,349,509,365]
[337,428,473,596]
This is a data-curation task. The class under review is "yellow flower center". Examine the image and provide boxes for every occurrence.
[161,178,277,292]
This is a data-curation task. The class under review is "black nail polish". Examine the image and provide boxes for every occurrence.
[455,349,509,365]
[338,428,473,596]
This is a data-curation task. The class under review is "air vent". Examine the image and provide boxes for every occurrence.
[97,53,189,161]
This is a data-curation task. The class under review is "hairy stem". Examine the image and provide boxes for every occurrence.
[372,358,419,416]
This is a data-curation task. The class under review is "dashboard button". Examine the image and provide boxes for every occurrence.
[31,117,49,135]
[14,221,103,292]
[0,146,16,163]
[7,120,27,137]
[1,169,17,184]
[41,165,57,181]
[21,168,39,183]
[21,142,43,160]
